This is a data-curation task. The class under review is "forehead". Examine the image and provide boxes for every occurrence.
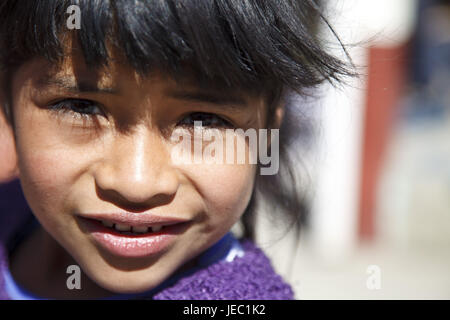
[15,50,258,107]
[10,54,269,125]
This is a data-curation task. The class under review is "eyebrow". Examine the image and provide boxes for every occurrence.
[165,88,248,108]
[36,76,119,94]
[35,75,249,108]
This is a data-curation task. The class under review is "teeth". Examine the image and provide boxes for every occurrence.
[101,220,114,228]
[132,225,149,233]
[100,220,164,234]
[151,225,162,232]
[114,223,131,232]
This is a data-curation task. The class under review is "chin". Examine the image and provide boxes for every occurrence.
[90,267,168,295]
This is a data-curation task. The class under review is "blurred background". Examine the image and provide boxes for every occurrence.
[254,0,450,299]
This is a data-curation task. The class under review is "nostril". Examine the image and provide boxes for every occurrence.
[94,182,178,213]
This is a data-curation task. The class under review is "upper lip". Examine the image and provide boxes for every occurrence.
[78,212,190,227]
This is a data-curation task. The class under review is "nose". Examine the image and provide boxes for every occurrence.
[93,126,180,209]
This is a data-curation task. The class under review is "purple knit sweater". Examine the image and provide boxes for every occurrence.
[0,179,294,300]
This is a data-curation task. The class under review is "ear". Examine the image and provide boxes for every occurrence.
[265,102,284,150]
[0,84,19,182]
[272,103,284,130]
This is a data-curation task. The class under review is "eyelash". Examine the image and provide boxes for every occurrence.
[47,99,234,129]
[48,99,105,125]
[177,112,233,128]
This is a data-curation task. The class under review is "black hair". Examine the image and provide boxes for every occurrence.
[0,0,354,240]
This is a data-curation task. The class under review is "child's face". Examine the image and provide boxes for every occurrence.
[10,50,268,294]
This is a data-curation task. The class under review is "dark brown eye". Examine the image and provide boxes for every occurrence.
[49,99,104,117]
[178,112,233,128]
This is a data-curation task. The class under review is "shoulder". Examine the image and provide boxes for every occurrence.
[0,245,10,299]
[0,179,32,243]
[153,240,295,300]
[0,179,34,300]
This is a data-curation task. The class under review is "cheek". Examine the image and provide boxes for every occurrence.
[14,108,85,223]
[186,163,256,226]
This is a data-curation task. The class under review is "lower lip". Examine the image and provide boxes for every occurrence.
[80,218,189,258]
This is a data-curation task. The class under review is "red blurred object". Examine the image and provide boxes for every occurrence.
[358,44,409,241]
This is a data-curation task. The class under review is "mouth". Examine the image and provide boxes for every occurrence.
[77,213,191,258]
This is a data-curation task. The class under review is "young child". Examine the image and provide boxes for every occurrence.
[0,0,351,299]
